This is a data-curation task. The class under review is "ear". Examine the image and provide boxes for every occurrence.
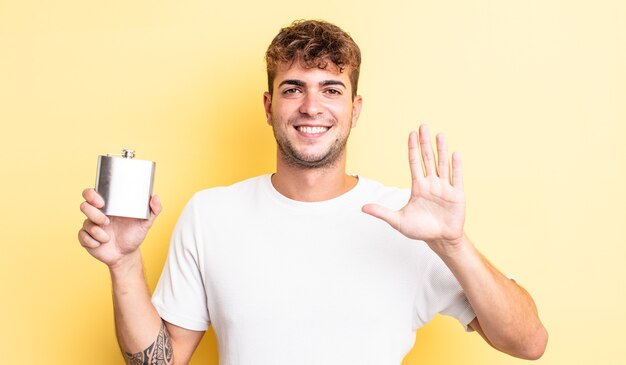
[351,95,363,128]
[263,92,272,125]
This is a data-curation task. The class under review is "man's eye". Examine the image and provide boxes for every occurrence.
[325,89,342,95]
[283,88,300,94]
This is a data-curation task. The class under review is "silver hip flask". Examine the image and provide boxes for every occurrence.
[95,149,156,219]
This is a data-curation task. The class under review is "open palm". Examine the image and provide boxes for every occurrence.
[363,125,466,250]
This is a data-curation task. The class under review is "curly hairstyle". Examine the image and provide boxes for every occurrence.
[265,20,361,98]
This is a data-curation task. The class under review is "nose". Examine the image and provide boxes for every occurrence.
[299,92,323,117]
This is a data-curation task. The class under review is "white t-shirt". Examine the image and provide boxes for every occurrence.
[152,175,476,365]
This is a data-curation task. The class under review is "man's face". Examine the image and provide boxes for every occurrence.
[263,61,362,169]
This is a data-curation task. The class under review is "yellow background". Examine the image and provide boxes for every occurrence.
[1,0,624,363]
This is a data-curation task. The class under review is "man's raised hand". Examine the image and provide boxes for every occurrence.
[362,124,466,254]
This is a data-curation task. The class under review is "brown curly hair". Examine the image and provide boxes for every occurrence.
[265,20,361,98]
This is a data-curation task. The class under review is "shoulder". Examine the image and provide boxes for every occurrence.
[355,176,410,210]
[190,175,268,205]
[173,175,269,223]
[171,176,269,233]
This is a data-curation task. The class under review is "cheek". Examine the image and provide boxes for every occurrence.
[272,101,297,118]
[328,104,353,121]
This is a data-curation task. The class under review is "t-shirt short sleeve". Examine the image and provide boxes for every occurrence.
[413,251,476,331]
[152,196,210,331]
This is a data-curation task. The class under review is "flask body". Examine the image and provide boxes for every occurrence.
[95,154,155,219]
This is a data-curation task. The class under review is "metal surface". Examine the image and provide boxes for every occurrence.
[95,150,155,219]
[121,149,135,159]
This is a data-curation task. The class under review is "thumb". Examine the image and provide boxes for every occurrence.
[362,203,400,230]
[144,195,162,228]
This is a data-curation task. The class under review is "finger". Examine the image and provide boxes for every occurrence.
[144,195,162,228]
[80,201,110,226]
[82,220,110,243]
[419,124,437,176]
[362,204,401,231]
[451,151,463,189]
[78,227,102,249]
[436,133,449,182]
[82,188,105,209]
[408,131,424,184]
[150,195,162,216]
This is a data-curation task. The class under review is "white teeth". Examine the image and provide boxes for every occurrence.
[297,126,328,134]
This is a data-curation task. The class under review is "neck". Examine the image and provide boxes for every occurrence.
[272,151,357,202]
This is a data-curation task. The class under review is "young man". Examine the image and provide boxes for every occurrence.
[78,20,547,365]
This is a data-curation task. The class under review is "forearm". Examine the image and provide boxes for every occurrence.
[433,235,547,359]
[110,250,172,364]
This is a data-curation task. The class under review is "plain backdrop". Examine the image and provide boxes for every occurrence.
[1,1,624,363]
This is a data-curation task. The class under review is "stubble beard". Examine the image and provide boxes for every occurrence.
[272,117,350,170]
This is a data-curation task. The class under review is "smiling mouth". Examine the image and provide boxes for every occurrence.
[295,125,330,134]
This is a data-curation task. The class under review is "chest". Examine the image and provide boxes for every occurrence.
[197,209,426,334]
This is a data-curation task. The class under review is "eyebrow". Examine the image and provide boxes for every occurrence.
[279,79,305,87]
[278,79,346,88]
[320,80,346,88]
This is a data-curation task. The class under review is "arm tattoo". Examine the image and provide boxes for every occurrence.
[123,321,173,365]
